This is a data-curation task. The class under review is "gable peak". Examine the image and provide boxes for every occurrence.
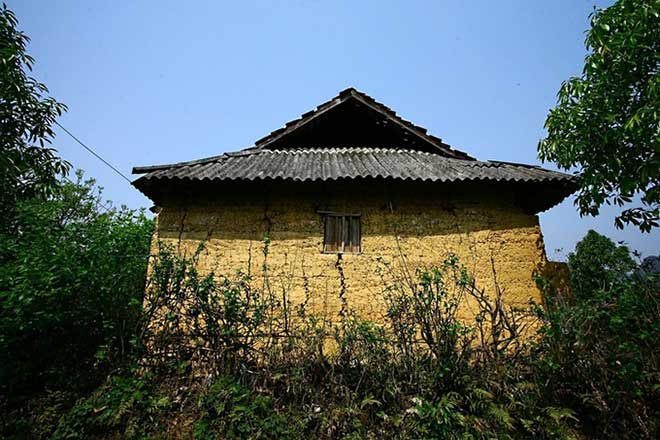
[253,88,473,160]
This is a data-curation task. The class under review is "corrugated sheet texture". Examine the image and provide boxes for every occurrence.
[133,147,575,184]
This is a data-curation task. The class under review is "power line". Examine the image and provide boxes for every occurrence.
[55,121,133,184]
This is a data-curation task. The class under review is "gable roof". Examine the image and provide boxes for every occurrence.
[251,88,473,159]
[132,87,578,213]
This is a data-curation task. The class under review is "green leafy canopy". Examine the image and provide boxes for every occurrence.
[567,229,636,302]
[539,0,660,232]
[0,4,69,232]
[0,173,153,395]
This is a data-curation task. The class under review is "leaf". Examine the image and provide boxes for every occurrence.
[360,395,382,409]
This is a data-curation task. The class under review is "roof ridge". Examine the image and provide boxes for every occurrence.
[264,146,435,154]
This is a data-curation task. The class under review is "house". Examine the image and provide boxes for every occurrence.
[132,88,576,322]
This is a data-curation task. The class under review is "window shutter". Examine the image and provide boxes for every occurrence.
[348,216,361,253]
[322,214,361,254]
[341,216,349,252]
[334,216,343,251]
[324,215,338,252]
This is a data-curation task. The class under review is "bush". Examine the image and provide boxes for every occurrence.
[6,227,658,439]
[0,172,153,396]
[52,373,170,440]
[132,250,575,439]
[540,233,660,438]
[194,376,291,440]
[567,229,636,302]
[141,241,273,375]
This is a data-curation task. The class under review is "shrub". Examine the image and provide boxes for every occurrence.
[567,229,636,302]
[194,376,291,440]
[133,249,577,439]
[141,241,273,375]
[52,373,171,440]
[12,229,659,439]
[0,172,153,396]
[539,230,660,438]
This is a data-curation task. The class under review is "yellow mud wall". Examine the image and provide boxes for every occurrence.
[153,191,546,325]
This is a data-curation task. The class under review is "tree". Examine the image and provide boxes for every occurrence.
[0,172,153,395]
[567,229,636,302]
[538,0,660,232]
[542,230,660,437]
[0,4,69,232]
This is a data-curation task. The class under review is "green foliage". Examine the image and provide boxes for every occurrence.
[142,242,271,374]
[384,258,474,371]
[0,389,79,439]
[52,373,171,440]
[540,231,660,438]
[405,390,518,440]
[5,231,658,439]
[538,0,660,231]
[0,4,69,232]
[336,314,388,370]
[130,251,577,439]
[194,376,291,440]
[0,172,153,395]
[567,229,636,301]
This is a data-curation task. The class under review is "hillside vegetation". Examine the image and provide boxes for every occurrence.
[1,178,658,438]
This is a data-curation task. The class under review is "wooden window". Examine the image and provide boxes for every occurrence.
[323,213,361,254]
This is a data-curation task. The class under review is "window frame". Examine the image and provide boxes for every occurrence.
[320,211,362,254]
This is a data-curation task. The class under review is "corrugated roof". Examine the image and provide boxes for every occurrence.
[131,88,577,214]
[133,147,575,184]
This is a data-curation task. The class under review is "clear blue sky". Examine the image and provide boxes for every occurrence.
[13,0,659,259]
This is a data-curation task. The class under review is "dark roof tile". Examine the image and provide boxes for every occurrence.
[133,147,576,185]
